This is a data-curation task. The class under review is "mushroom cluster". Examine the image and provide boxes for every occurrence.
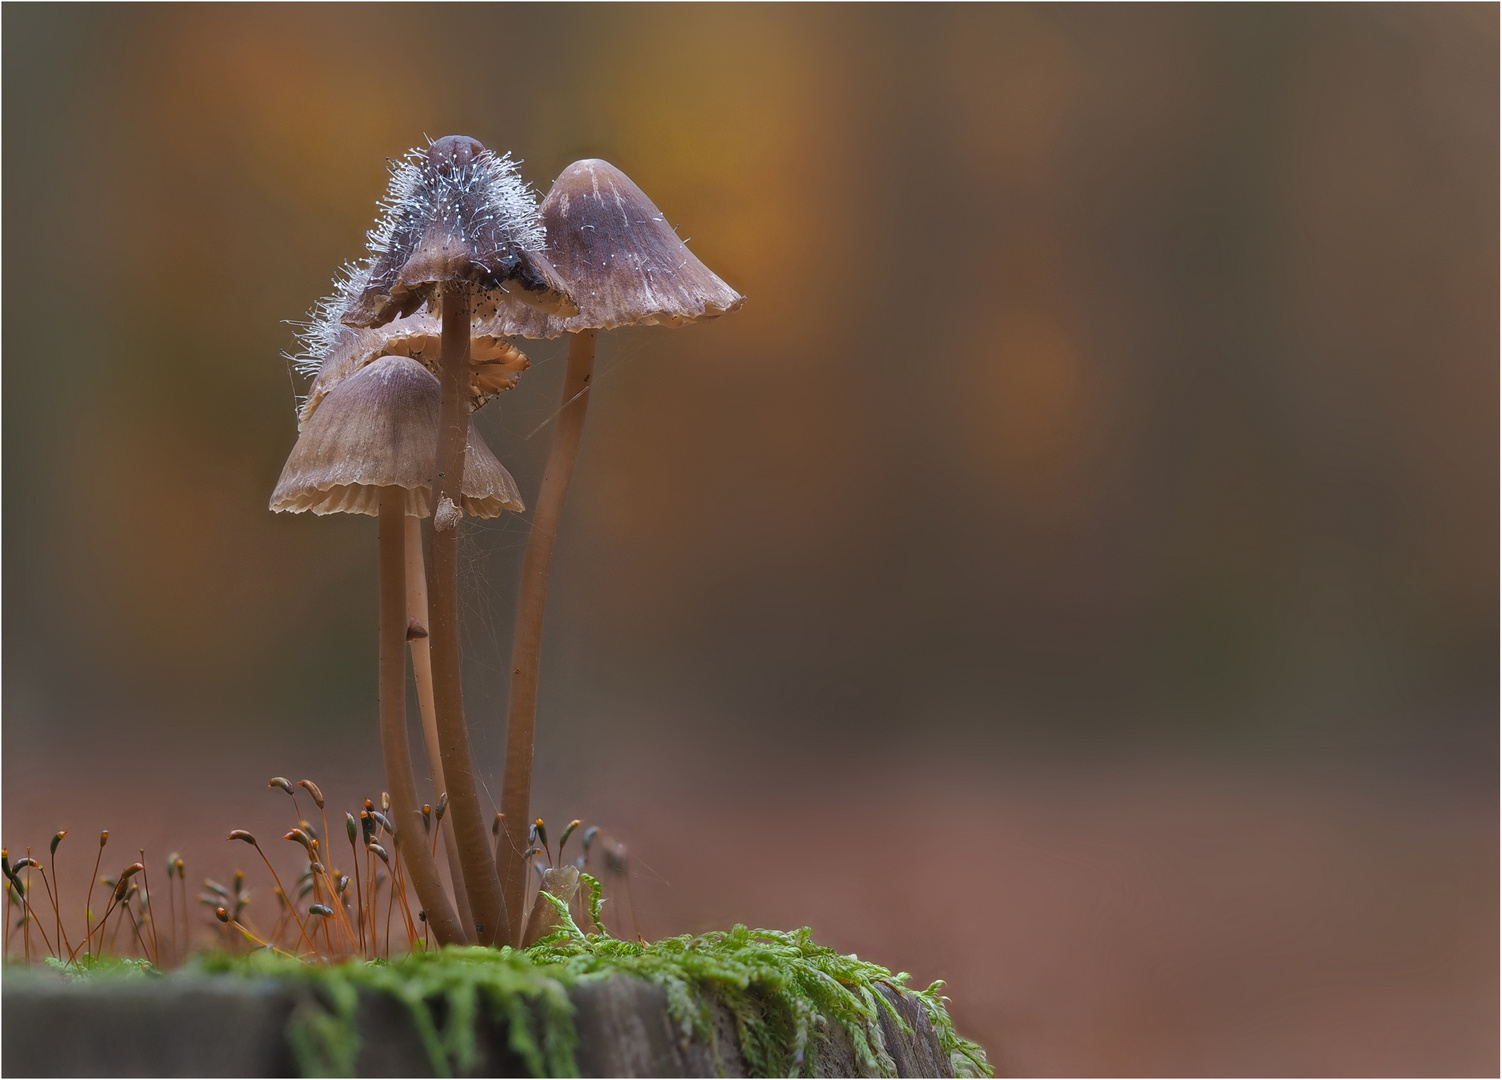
[272,137,742,947]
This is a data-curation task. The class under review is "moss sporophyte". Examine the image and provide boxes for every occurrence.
[5,136,989,1075]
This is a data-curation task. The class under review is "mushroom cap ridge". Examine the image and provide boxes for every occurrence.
[485,158,744,339]
[271,355,523,518]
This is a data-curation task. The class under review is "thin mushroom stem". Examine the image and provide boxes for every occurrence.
[498,328,598,941]
[427,281,507,945]
[379,486,464,946]
[404,515,477,941]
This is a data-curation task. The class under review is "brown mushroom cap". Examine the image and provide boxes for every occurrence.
[271,355,523,518]
[486,158,745,339]
[300,311,530,429]
[342,136,577,330]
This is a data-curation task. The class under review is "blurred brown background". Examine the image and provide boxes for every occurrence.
[3,4,1496,1074]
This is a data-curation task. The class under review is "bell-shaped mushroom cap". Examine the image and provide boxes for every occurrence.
[271,355,523,518]
[342,136,577,330]
[298,310,530,429]
[487,159,744,339]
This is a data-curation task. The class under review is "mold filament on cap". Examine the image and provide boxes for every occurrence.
[366,143,546,267]
[341,136,574,329]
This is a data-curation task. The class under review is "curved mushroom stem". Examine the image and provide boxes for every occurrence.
[404,515,477,941]
[429,282,507,945]
[379,487,464,946]
[498,328,598,942]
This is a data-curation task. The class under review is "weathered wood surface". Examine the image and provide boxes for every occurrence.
[2,973,953,1077]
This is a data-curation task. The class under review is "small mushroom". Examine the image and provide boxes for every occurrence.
[488,159,743,939]
[489,158,743,338]
[317,136,567,947]
[268,353,534,947]
[341,135,576,329]
[270,355,522,518]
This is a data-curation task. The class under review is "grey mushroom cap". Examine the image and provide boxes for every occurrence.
[342,136,577,330]
[300,311,530,429]
[484,158,745,339]
[271,355,524,518]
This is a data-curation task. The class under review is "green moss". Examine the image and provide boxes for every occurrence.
[193,946,576,1078]
[41,953,159,977]
[35,914,990,1078]
[533,915,992,1079]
